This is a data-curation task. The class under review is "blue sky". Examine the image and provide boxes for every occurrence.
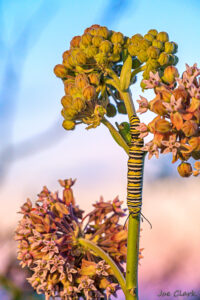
[0,0,200,229]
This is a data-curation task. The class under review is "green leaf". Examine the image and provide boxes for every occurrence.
[105,79,121,91]
[120,55,132,91]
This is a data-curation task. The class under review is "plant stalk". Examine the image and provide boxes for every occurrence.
[79,238,126,296]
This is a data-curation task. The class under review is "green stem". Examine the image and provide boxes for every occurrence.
[120,90,136,120]
[79,238,126,295]
[126,216,140,300]
[131,65,145,81]
[101,117,129,155]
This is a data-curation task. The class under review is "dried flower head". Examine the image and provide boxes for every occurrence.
[15,179,143,299]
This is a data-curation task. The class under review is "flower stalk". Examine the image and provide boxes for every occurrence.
[78,238,126,296]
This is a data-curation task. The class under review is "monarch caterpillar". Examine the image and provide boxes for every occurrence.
[127,115,144,217]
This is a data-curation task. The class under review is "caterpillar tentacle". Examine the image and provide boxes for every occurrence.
[127,115,145,217]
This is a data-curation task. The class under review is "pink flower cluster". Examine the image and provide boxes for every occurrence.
[15,179,142,299]
[137,64,200,177]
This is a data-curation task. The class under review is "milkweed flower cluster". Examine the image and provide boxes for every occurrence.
[136,64,200,177]
[15,179,143,299]
[54,25,178,130]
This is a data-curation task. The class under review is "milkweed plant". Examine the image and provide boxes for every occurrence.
[15,25,200,300]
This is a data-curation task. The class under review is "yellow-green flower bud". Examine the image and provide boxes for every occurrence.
[128,44,139,56]
[74,51,87,65]
[75,73,89,89]
[147,46,160,59]
[106,103,117,117]
[168,54,177,65]
[97,26,109,38]
[144,33,154,42]
[61,95,73,108]
[63,54,74,69]
[177,162,192,177]
[131,34,143,42]
[54,64,68,78]
[111,32,124,44]
[61,107,77,118]
[95,52,108,64]
[158,52,170,65]
[148,29,158,37]
[81,33,93,46]
[117,101,127,114]
[140,39,151,50]
[73,97,86,112]
[146,59,160,70]
[92,36,104,47]
[94,105,106,117]
[88,73,100,85]
[164,41,175,54]
[83,85,96,101]
[64,81,75,95]
[152,39,164,50]
[156,32,169,42]
[108,53,120,62]
[182,120,198,137]
[84,45,98,58]
[132,58,141,68]
[138,50,148,62]
[62,120,75,130]
[162,66,179,84]
[70,36,81,48]
[99,40,112,53]
[113,43,122,55]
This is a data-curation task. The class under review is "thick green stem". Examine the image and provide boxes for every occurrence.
[101,117,129,155]
[120,90,136,120]
[126,215,140,300]
[79,238,126,295]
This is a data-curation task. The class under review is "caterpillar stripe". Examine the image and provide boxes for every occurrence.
[127,115,144,217]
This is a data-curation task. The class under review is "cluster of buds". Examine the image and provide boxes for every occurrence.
[15,179,143,299]
[136,64,200,177]
[54,25,177,131]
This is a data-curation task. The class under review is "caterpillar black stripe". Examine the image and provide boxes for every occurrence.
[127,115,145,217]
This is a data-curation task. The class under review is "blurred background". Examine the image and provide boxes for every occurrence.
[0,0,200,299]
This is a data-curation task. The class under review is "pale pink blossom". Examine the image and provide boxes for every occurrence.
[161,135,180,155]
[136,96,149,114]
[143,71,161,89]
[162,95,182,112]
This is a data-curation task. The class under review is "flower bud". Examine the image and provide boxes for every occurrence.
[95,52,108,64]
[147,46,160,59]
[97,26,109,38]
[84,45,98,58]
[81,33,93,46]
[146,59,160,70]
[92,36,104,47]
[54,64,68,78]
[62,120,75,130]
[111,32,124,44]
[61,95,73,108]
[117,101,127,114]
[155,86,172,102]
[156,32,169,42]
[148,29,158,37]
[182,120,198,137]
[173,88,188,101]
[108,54,120,62]
[162,66,179,84]
[74,51,87,65]
[189,137,200,151]
[99,40,112,53]
[152,39,164,50]
[94,105,106,117]
[131,34,143,42]
[88,73,100,85]
[168,54,177,65]
[164,41,175,54]
[148,116,160,133]
[151,100,167,116]
[144,33,154,42]
[113,43,122,55]
[158,52,170,65]
[128,44,139,56]
[140,39,151,50]
[61,107,76,118]
[83,85,96,101]
[177,162,192,177]
[138,50,148,62]
[106,103,117,117]
[73,97,86,112]
[84,24,100,34]
[64,81,76,95]
[70,36,81,48]
[75,73,89,89]
[155,118,171,133]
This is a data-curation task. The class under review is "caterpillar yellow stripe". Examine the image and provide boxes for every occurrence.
[127,115,145,217]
